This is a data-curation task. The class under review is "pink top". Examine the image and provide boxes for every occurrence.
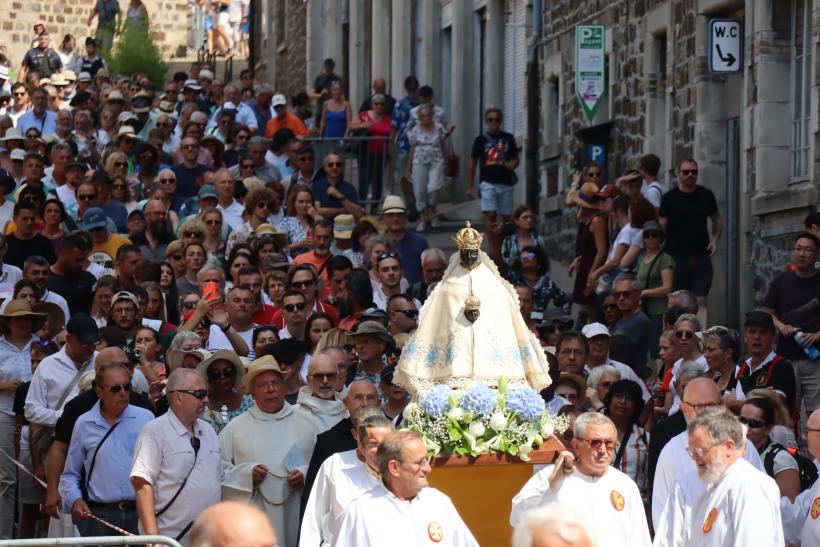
[359,112,392,155]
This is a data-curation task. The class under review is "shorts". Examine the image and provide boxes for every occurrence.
[18,444,43,505]
[217,11,230,27]
[479,181,514,216]
[673,254,713,297]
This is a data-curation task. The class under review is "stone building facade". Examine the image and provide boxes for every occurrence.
[1,0,193,71]
[536,0,820,327]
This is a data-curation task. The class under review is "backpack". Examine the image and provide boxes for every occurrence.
[764,442,819,492]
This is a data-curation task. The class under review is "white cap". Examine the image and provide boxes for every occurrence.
[581,322,610,339]
[10,149,26,161]
[199,69,214,81]
[77,71,92,82]
[117,111,138,123]
[0,65,8,80]
[272,93,287,107]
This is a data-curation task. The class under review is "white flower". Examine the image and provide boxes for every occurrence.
[468,421,486,438]
[489,412,507,431]
[449,407,465,421]
[541,422,555,438]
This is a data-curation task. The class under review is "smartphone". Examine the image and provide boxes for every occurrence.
[201,281,218,301]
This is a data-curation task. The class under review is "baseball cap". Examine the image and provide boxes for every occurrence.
[581,322,610,339]
[272,94,287,107]
[183,79,202,91]
[744,311,775,332]
[0,66,8,80]
[323,58,335,69]
[263,252,290,270]
[9,149,25,162]
[380,195,407,215]
[82,207,108,230]
[198,184,219,199]
[107,90,124,102]
[333,214,355,239]
[642,220,663,234]
[66,313,101,345]
[359,308,389,324]
[111,291,140,309]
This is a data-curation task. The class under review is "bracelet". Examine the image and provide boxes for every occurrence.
[220,324,230,333]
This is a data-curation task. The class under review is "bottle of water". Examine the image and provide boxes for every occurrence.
[795,331,820,360]
[220,404,229,425]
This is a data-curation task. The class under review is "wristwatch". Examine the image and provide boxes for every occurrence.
[220,323,230,333]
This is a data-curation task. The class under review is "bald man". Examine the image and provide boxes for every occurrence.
[189,501,276,547]
[651,377,764,527]
[512,503,594,547]
[781,409,820,544]
[295,349,347,432]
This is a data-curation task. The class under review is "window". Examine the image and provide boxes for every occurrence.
[545,76,560,143]
[276,0,286,47]
[790,0,811,180]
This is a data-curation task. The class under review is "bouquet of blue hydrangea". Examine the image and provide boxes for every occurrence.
[403,377,569,460]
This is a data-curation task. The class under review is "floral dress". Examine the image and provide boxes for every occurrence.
[202,393,254,434]
[277,216,310,257]
[507,271,572,316]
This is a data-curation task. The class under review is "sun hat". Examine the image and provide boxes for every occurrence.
[167,348,211,371]
[0,299,46,332]
[243,354,287,391]
[333,214,355,239]
[196,349,246,386]
[380,195,407,215]
[349,320,395,353]
[32,301,64,340]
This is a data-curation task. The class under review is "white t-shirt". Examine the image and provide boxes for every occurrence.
[608,225,643,261]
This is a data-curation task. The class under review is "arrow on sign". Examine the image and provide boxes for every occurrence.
[716,44,736,66]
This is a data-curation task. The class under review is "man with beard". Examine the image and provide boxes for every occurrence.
[295,350,347,432]
[131,199,173,261]
[18,256,69,318]
[510,413,651,546]
[653,407,783,546]
[109,291,142,341]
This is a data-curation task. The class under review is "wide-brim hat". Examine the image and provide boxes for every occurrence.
[0,299,47,332]
[196,349,246,387]
[380,195,407,215]
[32,301,64,340]
[243,355,287,391]
[333,214,355,239]
[116,126,137,141]
[349,320,395,353]
[571,182,606,210]
[1,127,24,143]
[167,347,211,371]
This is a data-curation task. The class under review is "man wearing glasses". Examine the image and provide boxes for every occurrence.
[659,159,723,326]
[336,431,478,546]
[313,154,363,219]
[511,412,650,546]
[654,407,784,546]
[295,350,347,432]
[132,368,222,542]
[611,273,652,377]
[58,361,153,539]
[172,137,212,199]
[782,409,820,544]
[651,377,764,528]
[386,295,418,336]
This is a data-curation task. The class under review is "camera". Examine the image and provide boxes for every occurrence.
[124,346,143,364]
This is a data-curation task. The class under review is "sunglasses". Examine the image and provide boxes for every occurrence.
[256,202,270,209]
[198,318,212,328]
[241,163,255,169]
[291,279,315,289]
[78,194,96,201]
[159,178,176,184]
[182,300,200,310]
[681,169,699,176]
[377,251,400,262]
[643,232,661,239]
[284,302,307,312]
[578,438,616,451]
[102,382,132,393]
[183,231,202,238]
[587,171,603,178]
[310,371,339,380]
[174,389,208,400]
[207,366,237,380]
[676,330,695,340]
[738,416,765,429]
[613,291,633,299]
[394,309,419,319]
[114,162,128,167]
[327,161,342,167]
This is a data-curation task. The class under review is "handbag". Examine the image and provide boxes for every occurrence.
[444,139,459,179]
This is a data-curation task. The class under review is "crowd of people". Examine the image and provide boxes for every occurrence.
[0,18,819,547]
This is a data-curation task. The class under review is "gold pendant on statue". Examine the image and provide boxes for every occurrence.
[464,294,480,323]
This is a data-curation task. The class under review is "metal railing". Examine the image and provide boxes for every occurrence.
[0,536,181,547]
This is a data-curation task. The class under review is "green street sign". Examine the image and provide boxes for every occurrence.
[575,25,606,121]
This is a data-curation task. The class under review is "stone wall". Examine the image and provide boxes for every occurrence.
[273,0,308,102]
[1,0,193,73]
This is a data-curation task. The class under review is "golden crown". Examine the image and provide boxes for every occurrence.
[455,221,483,251]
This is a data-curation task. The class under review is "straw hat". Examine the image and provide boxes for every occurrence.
[571,182,606,210]
[167,348,211,371]
[0,299,46,332]
[196,349,246,387]
[32,301,65,340]
[243,355,287,391]
[559,372,588,406]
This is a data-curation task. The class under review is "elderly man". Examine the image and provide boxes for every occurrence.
[220,356,319,547]
[59,362,154,538]
[296,349,347,431]
[300,409,393,546]
[512,504,595,547]
[411,247,447,304]
[190,501,276,547]
[581,322,650,401]
[654,407,784,546]
[611,274,652,376]
[781,409,820,544]
[511,413,650,545]
[350,321,394,384]
[131,368,223,542]
[334,431,477,546]
[214,168,245,230]
[651,377,764,527]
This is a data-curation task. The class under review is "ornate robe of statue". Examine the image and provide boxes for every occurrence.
[394,222,551,396]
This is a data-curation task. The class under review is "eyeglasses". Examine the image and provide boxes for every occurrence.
[738,416,766,429]
[803,428,820,439]
[284,302,307,312]
[676,330,695,340]
[78,194,96,201]
[291,279,315,289]
[393,309,419,319]
[241,163,255,169]
[173,389,208,400]
[587,171,602,178]
[114,161,128,167]
[681,169,699,176]
[182,300,199,310]
[102,382,132,393]
[207,367,237,380]
[159,178,176,184]
[183,231,202,238]
[613,291,633,299]
[686,441,723,460]
[327,161,342,167]
[310,371,339,380]
[255,380,284,390]
[682,401,720,412]
[400,456,432,467]
[577,438,616,451]
[205,219,222,225]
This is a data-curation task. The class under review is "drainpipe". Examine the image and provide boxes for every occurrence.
[525,0,542,211]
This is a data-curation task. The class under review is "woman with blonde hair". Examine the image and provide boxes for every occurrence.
[746,389,797,449]
[226,186,277,255]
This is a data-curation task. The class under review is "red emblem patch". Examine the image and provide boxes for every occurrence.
[703,507,718,533]
[428,522,443,542]
[610,490,625,511]
[812,497,820,519]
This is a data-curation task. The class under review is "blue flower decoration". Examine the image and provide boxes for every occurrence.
[459,384,498,417]
[419,384,453,417]
[505,388,546,422]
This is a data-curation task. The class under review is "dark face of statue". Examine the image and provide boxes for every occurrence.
[460,249,478,268]
[464,307,480,323]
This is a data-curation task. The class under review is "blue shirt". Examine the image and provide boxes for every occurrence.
[100,200,129,233]
[312,178,360,208]
[18,110,57,136]
[60,401,154,510]
[391,96,420,153]
[397,230,428,286]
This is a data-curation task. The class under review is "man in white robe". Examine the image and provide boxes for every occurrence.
[653,407,783,546]
[219,356,319,547]
[332,431,478,547]
[780,409,820,545]
[300,409,393,546]
[510,412,651,547]
[296,350,348,432]
[651,377,764,526]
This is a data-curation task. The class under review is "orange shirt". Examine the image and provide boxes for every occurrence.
[293,250,332,301]
[264,113,310,139]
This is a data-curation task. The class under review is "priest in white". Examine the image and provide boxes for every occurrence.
[653,407,783,546]
[651,378,764,526]
[299,409,393,547]
[780,409,820,545]
[510,412,651,547]
[332,431,478,547]
[219,356,319,547]
[296,350,348,432]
